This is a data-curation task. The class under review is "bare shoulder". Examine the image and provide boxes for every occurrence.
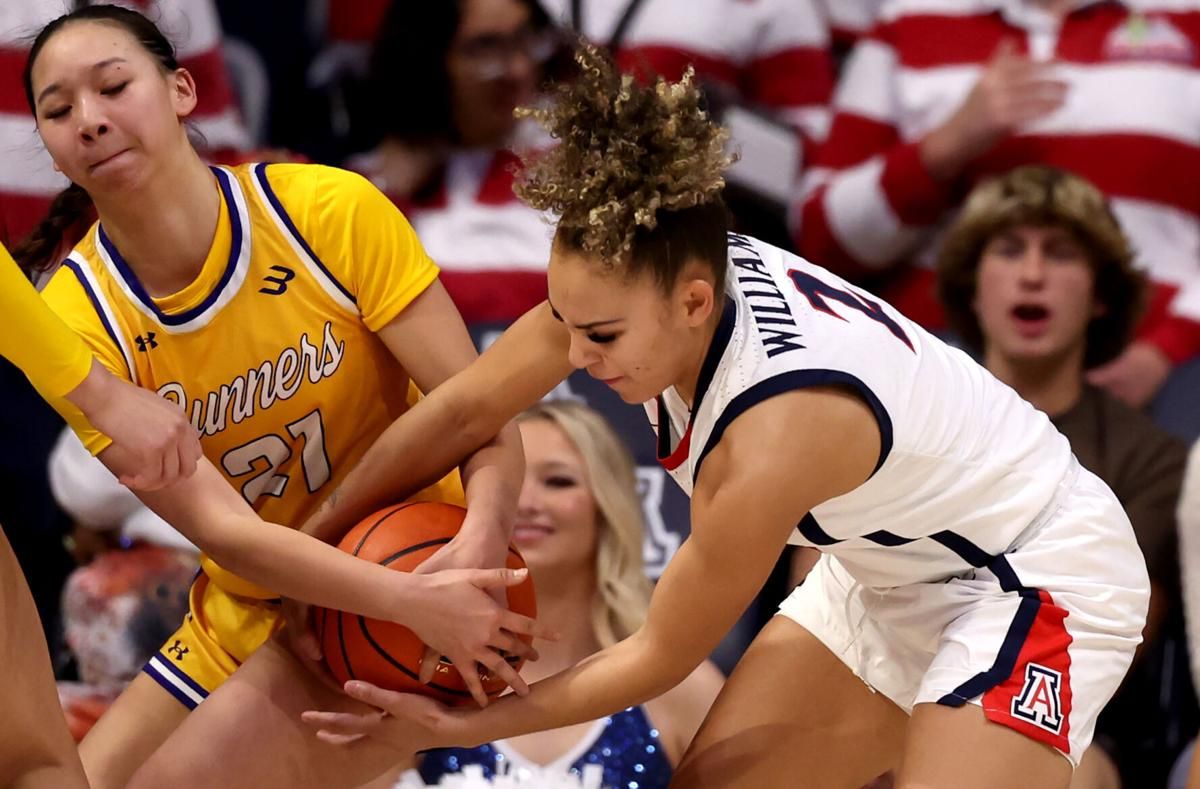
[644,660,726,765]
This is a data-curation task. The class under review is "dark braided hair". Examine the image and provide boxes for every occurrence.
[13,4,180,276]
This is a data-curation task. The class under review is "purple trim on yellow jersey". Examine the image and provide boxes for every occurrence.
[97,167,245,327]
[63,258,132,379]
[251,163,356,306]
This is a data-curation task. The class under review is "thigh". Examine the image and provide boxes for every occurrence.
[898,702,1070,789]
[79,672,190,789]
[0,529,89,789]
[127,637,407,789]
[673,616,908,789]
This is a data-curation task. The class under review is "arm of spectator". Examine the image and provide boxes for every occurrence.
[793,34,1065,281]
[1179,441,1200,699]
[791,28,944,279]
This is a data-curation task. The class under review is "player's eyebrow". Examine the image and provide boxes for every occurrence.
[548,300,623,330]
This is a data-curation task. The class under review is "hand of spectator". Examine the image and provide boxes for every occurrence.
[1086,340,1173,408]
[65,361,203,491]
[921,39,1068,181]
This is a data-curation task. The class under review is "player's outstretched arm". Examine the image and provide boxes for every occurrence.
[301,386,882,751]
[98,450,553,704]
[0,244,201,490]
[299,299,573,544]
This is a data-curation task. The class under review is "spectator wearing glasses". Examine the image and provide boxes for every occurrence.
[349,0,565,324]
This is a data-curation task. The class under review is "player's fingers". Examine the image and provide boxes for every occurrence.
[500,611,559,641]
[479,651,528,697]
[341,680,409,712]
[488,631,535,662]
[449,655,489,708]
[472,567,528,589]
[301,709,382,734]
[316,730,365,746]
[418,647,439,684]
[161,440,181,486]
[179,427,202,478]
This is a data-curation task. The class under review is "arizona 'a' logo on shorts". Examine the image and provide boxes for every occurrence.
[1011,663,1065,734]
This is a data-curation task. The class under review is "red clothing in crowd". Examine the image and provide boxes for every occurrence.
[795,0,1200,363]
[0,0,250,245]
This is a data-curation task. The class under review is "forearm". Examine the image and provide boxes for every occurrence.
[208,515,429,619]
[456,421,524,547]
[300,392,492,544]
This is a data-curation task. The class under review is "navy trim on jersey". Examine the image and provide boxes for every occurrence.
[797,513,841,545]
[143,652,210,710]
[928,538,1045,706]
[656,299,736,465]
[252,163,356,306]
[64,259,133,379]
[98,167,244,326]
[862,529,918,547]
[692,368,894,483]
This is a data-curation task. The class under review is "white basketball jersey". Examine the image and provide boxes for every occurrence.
[647,234,1074,588]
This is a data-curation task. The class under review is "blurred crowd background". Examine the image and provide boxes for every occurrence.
[3,1,1200,787]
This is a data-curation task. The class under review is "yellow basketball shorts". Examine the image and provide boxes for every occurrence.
[142,572,283,709]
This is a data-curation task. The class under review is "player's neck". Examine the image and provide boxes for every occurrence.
[985,346,1085,418]
[92,149,220,298]
[521,565,604,680]
[672,298,725,408]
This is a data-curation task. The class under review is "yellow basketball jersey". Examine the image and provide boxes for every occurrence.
[41,163,464,596]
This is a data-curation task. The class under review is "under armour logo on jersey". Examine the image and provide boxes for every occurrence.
[167,640,189,661]
[135,332,158,352]
[1011,663,1064,734]
[259,265,295,296]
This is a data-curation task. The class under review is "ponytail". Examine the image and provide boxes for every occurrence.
[12,183,95,277]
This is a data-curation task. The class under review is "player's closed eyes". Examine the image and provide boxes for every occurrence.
[587,332,617,344]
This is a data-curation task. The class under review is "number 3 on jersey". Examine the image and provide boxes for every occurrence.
[787,269,914,351]
[220,408,331,503]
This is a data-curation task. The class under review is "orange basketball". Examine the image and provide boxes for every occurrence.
[314,502,536,706]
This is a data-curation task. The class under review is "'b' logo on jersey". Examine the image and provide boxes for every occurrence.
[1012,664,1064,734]
[260,265,295,296]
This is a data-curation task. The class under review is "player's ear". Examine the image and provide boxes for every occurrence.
[676,262,716,328]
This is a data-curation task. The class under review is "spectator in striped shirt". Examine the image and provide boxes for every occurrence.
[795,0,1200,408]
[0,0,250,248]
[540,0,836,149]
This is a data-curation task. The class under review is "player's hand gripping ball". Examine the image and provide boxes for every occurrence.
[314,502,536,704]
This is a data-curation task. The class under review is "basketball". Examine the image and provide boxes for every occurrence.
[314,501,537,705]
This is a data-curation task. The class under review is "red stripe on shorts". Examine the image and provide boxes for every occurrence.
[982,590,1074,754]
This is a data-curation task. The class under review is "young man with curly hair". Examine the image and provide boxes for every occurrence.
[937,167,1191,788]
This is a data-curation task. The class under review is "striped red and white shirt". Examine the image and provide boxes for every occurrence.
[539,0,836,146]
[0,0,250,246]
[794,0,1200,362]
[816,0,885,50]
[351,128,556,325]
